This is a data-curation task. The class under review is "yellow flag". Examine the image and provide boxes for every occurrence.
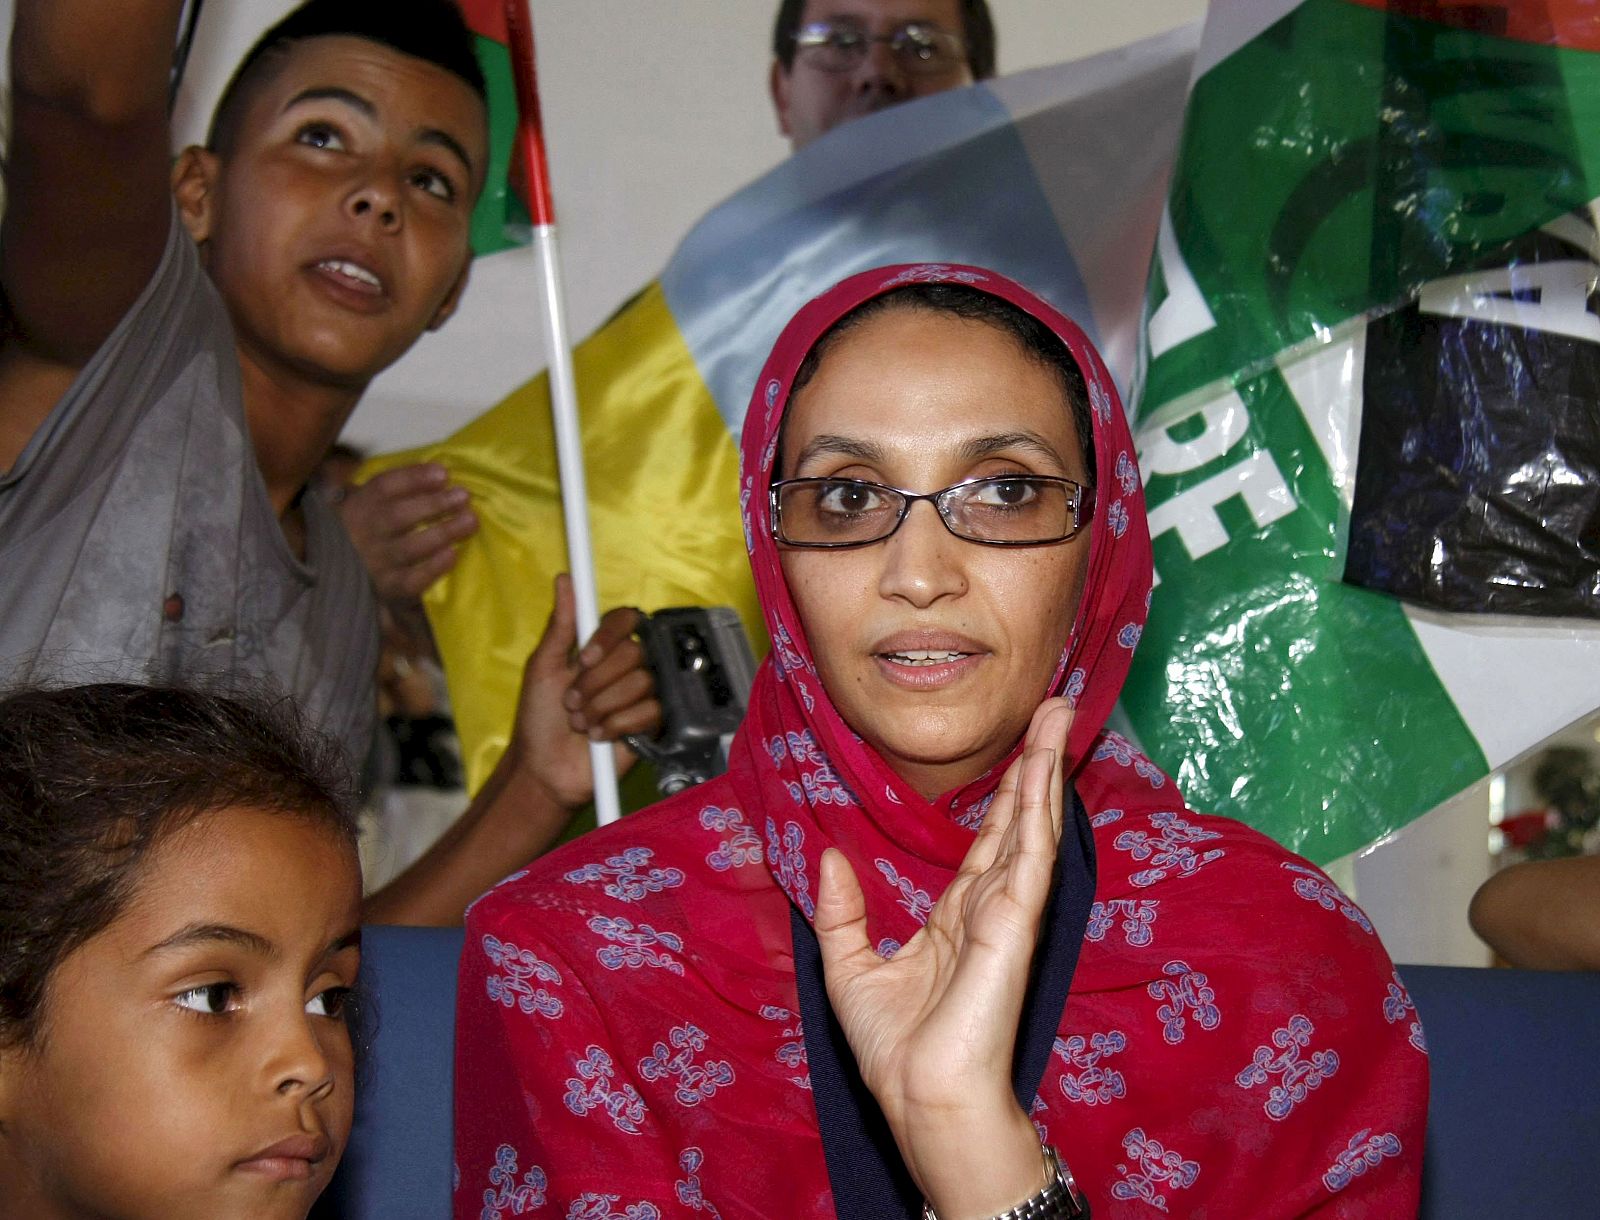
[365,283,763,793]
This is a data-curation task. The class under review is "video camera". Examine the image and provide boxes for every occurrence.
[624,607,757,796]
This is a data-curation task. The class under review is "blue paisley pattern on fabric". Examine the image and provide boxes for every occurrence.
[1235,1014,1340,1121]
[1282,862,1375,933]
[1053,1031,1128,1106]
[1086,898,1158,948]
[1382,970,1429,1054]
[587,915,685,976]
[482,935,564,1020]
[881,263,989,288]
[479,1143,547,1219]
[565,1196,660,1220]
[874,857,934,924]
[1115,812,1225,888]
[564,1046,648,1135]
[1092,733,1166,788]
[1148,960,1221,1044]
[699,805,762,871]
[759,1004,811,1090]
[638,1023,736,1108]
[1322,1129,1403,1193]
[564,848,686,904]
[1111,1127,1200,1213]
[764,818,815,917]
[675,1147,724,1216]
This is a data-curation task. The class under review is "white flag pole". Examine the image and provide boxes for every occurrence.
[504,0,622,826]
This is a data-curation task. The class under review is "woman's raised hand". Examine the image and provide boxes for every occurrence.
[813,697,1075,1218]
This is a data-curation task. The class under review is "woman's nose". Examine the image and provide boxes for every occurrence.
[877,501,967,607]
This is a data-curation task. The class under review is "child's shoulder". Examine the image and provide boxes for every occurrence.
[465,780,748,937]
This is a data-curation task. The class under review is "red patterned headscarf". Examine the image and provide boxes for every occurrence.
[728,261,1164,949]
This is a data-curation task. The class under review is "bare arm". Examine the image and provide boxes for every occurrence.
[0,0,182,466]
[1469,854,1600,970]
[363,575,661,926]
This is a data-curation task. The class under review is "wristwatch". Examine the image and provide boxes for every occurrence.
[921,1145,1090,1220]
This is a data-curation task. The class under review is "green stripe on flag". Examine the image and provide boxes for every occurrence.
[470,34,531,256]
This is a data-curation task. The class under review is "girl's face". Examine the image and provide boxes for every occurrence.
[778,306,1092,798]
[0,805,361,1220]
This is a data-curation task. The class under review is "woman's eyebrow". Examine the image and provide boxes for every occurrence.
[142,923,276,959]
[792,434,885,469]
[960,430,1066,467]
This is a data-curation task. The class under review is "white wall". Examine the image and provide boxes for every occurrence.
[0,1,1205,450]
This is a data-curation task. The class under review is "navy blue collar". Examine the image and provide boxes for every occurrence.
[790,787,1097,1216]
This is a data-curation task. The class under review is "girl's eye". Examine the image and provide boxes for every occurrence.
[295,122,345,151]
[174,982,239,1015]
[410,168,457,202]
[307,986,354,1019]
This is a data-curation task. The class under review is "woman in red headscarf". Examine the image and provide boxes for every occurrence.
[453,266,1426,1219]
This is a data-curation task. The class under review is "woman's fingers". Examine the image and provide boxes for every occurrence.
[961,698,1074,879]
[814,847,879,994]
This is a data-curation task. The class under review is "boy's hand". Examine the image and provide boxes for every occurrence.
[508,575,661,811]
[337,462,479,602]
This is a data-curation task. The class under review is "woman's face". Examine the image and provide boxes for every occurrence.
[778,305,1092,798]
[0,805,361,1220]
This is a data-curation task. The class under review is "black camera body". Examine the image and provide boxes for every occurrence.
[625,607,757,796]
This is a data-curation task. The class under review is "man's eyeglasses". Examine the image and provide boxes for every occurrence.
[770,475,1094,549]
[791,20,967,76]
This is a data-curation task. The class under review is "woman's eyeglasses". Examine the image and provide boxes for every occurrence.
[770,475,1094,549]
[791,20,967,76]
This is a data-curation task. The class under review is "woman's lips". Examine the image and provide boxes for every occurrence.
[871,633,989,689]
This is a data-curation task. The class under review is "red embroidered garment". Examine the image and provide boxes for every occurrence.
[454,265,1427,1218]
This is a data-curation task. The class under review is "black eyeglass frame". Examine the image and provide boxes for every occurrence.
[769,474,1096,550]
[790,20,968,75]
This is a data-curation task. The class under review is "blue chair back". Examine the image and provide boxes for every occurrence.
[313,924,465,1220]
[312,932,1600,1217]
[1401,964,1600,1218]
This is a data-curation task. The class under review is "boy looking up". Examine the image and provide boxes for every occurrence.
[0,0,658,924]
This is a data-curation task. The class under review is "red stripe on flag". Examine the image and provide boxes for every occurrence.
[1342,0,1600,53]
[502,0,556,226]
[457,0,508,44]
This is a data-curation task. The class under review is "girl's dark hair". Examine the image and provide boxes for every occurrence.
[206,0,487,156]
[789,282,1097,491]
[0,684,357,1048]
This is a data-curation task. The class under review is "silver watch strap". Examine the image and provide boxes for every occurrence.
[921,1145,1089,1220]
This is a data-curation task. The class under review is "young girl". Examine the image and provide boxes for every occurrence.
[0,683,363,1220]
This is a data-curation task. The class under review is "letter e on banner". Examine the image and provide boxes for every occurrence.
[1145,451,1297,588]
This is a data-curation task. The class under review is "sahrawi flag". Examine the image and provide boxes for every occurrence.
[1124,0,1600,861]
[367,26,1197,796]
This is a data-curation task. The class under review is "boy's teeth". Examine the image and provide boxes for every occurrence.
[321,260,381,289]
[888,650,965,666]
